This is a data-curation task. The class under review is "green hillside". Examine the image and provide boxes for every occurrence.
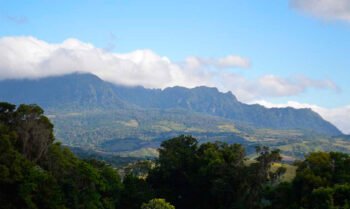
[3,103,350,209]
[0,73,347,159]
[49,108,350,159]
[112,83,341,134]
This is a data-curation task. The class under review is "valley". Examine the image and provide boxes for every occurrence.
[0,73,348,160]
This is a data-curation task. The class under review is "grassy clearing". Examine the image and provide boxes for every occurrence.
[271,163,297,182]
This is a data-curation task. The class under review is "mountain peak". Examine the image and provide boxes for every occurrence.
[0,73,341,134]
[0,72,127,111]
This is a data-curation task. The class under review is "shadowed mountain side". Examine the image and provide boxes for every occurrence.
[0,73,341,134]
[0,73,129,111]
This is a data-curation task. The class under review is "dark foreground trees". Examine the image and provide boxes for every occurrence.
[0,103,124,209]
[267,152,350,209]
[0,102,286,209]
[2,102,350,209]
[147,136,285,209]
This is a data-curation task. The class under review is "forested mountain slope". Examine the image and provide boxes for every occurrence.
[0,73,341,134]
[0,73,347,159]
[112,84,340,134]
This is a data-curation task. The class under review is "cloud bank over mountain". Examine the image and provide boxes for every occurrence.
[254,100,350,134]
[0,36,338,102]
[290,0,350,23]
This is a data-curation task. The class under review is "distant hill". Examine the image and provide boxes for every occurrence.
[0,73,346,159]
[112,84,341,134]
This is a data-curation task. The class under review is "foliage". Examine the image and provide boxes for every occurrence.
[119,174,155,209]
[141,198,175,209]
[66,146,144,168]
[1,73,346,161]
[0,102,54,162]
[0,108,63,209]
[3,102,350,209]
[266,152,350,209]
[148,135,285,209]
[118,159,154,178]
[0,103,124,209]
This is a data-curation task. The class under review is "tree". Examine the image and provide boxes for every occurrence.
[267,152,350,209]
[141,198,175,209]
[245,146,285,209]
[195,141,246,209]
[148,136,284,209]
[309,187,334,209]
[119,159,154,178]
[0,103,55,162]
[0,121,64,209]
[119,174,154,209]
[1,103,124,209]
[147,135,199,208]
[15,104,55,162]
[0,102,16,126]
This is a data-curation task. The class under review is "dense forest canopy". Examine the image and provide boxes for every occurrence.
[1,102,350,209]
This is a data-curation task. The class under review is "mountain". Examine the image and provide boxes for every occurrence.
[0,73,128,111]
[0,73,347,159]
[112,84,341,134]
[0,73,340,134]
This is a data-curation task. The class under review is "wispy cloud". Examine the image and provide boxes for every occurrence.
[0,36,339,102]
[253,100,350,134]
[220,73,338,101]
[183,55,250,70]
[290,0,350,23]
[109,32,117,41]
[104,32,117,52]
[3,15,28,24]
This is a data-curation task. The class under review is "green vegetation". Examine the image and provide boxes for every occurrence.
[2,102,350,209]
[50,108,350,160]
[0,103,125,209]
[141,199,175,209]
[66,146,144,168]
[271,163,296,182]
[147,136,285,209]
[1,73,348,160]
[266,152,350,209]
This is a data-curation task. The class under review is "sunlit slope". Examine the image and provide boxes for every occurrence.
[0,73,347,159]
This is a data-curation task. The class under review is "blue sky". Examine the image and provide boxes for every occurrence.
[0,0,350,132]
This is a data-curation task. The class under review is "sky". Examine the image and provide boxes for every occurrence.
[0,0,349,133]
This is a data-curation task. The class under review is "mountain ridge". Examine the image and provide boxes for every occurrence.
[0,73,129,111]
[0,72,341,135]
[110,77,341,135]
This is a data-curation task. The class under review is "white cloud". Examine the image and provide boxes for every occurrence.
[220,73,337,101]
[217,55,250,68]
[183,55,250,70]
[0,36,216,89]
[253,100,350,134]
[0,36,338,102]
[290,0,350,23]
